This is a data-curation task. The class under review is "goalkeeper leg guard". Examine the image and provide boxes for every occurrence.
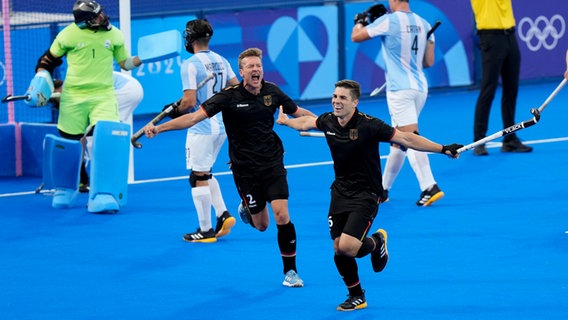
[42,134,82,209]
[87,121,130,213]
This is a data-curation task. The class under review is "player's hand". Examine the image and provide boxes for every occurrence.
[354,12,369,26]
[441,143,463,158]
[366,4,388,23]
[163,100,182,119]
[144,124,159,138]
[276,106,290,125]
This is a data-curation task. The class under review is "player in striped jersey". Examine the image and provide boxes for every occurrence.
[352,0,444,207]
[169,19,239,243]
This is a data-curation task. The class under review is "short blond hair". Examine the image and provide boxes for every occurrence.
[238,47,262,69]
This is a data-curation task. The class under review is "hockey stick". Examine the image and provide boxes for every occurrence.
[2,94,30,103]
[370,83,386,97]
[130,73,214,148]
[2,92,61,104]
[300,131,325,138]
[458,78,566,154]
[427,20,441,39]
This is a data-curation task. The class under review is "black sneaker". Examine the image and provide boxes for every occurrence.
[416,184,444,207]
[380,189,389,203]
[473,144,488,156]
[79,183,90,193]
[336,291,367,311]
[182,228,216,243]
[215,211,236,238]
[501,138,533,153]
[370,229,388,272]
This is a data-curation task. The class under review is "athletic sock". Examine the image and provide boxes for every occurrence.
[208,176,227,217]
[191,186,212,231]
[382,146,406,191]
[355,237,375,258]
[277,222,297,274]
[407,149,436,191]
[334,254,363,296]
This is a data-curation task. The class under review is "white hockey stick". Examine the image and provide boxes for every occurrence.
[370,83,386,97]
[300,131,325,137]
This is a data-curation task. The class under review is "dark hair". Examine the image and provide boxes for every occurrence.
[335,79,361,100]
[184,19,213,53]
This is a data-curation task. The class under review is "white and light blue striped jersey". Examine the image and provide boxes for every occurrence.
[181,50,236,134]
[366,11,433,92]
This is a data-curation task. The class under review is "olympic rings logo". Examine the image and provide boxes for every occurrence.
[518,15,565,52]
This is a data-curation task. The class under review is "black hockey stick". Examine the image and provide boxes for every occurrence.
[458,78,566,153]
[427,20,441,39]
[2,94,30,103]
[130,73,214,149]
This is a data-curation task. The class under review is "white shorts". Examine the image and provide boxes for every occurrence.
[185,133,227,172]
[116,79,144,123]
[386,89,428,127]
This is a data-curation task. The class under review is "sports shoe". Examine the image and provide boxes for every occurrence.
[473,144,488,156]
[336,291,367,311]
[215,211,236,238]
[79,183,90,193]
[282,270,304,287]
[416,184,444,206]
[371,229,388,272]
[238,202,255,228]
[501,138,533,153]
[380,189,389,203]
[182,228,217,243]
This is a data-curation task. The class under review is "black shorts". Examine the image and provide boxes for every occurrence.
[232,164,289,215]
[328,188,379,240]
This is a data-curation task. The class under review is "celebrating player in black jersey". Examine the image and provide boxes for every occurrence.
[277,79,462,311]
[144,48,316,288]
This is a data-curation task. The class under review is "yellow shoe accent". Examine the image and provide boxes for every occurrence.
[215,216,236,238]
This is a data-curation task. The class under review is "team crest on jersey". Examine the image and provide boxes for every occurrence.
[349,129,358,140]
[104,39,111,49]
[263,95,272,106]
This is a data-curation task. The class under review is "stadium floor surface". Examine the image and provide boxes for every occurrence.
[1,80,567,319]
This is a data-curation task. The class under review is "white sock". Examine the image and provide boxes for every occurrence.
[191,186,212,231]
[407,149,436,191]
[208,176,228,218]
[382,146,406,191]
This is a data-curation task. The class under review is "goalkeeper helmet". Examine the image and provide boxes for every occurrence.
[73,0,111,31]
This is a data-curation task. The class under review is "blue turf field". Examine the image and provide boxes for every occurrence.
[1,80,567,319]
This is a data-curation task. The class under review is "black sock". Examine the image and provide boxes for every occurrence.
[355,237,375,258]
[80,162,89,185]
[334,254,363,296]
[277,222,297,274]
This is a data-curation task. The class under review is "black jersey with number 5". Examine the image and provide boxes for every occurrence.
[315,110,395,197]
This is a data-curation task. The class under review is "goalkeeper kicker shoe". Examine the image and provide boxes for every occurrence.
[416,184,444,206]
[183,228,216,243]
[337,291,367,311]
[371,229,389,272]
[215,211,236,238]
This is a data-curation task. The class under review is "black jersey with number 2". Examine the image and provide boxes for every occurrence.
[316,110,395,198]
[201,80,298,172]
